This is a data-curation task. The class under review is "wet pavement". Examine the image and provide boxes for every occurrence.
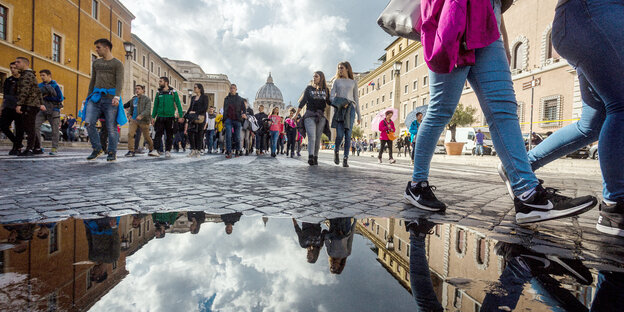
[0,149,622,311]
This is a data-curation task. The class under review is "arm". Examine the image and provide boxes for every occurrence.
[296,88,308,117]
[139,97,152,120]
[123,97,133,109]
[330,84,336,102]
[114,61,124,97]
[174,92,184,117]
[88,62,96,95]
[50,84,64,103]
[353,82,361,121]
[151,96,159,119]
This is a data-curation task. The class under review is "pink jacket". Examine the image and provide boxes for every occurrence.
[269,115,283,132]
[379,119,395,141]
[418,0,500,74]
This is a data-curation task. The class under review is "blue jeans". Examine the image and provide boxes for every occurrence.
[270,130,279,154]
[224,119,241,155]
[412,38,538,196]
[409,231,443,312]
[85,98,119,153]
[205,129,215,152]
[591,271,624,311]
[475,143,484,156]
[533,0,624,201]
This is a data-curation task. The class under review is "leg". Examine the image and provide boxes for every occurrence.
[154,118,165,152]
[102,99,119,153]
[22,107,39,151]
[34,111,45,150]
[233,121,242,153]
[334,122,345,156]
[225,119,233,154]
[100,122,108,152]
[127,120,138,152]
[409,230,443,311]
[164,118,174,152]
[50,112,60,149]
[378,140,386,159]
[139,123,154,151]
[388,141,393,159]
[85,101,103,151]
[412,67,470,182]
[314,118,325,156]
[343,130,352,159]
[134,126,141,151]
[466,39,539,195]
[0,109,19,147]
[305,118,317,156]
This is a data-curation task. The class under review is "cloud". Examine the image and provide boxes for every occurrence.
[119,0,392,106]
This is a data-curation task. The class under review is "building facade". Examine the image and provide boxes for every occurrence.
[164,59,231,112]
[0,0,134,117]
[253,73,285,114]
[357,0,578,140]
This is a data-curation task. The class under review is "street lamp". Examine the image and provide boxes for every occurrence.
[393,61,402,74]
[123,41,135,59]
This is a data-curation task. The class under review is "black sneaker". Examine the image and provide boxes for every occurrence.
[334,152,339,165]
[106,152,117,162]
[498,163,545,200]
[308,155,315,166]
[87,149,104,160]
[406,218,436,238]
[8,148,20,156]
[403,181,447,212]
[125,151,135,157]
[495,242,592,285]
[313,156,318,166]
[514,185,597,224]
[596,201,624,237]
[343,158,349,168]
[32,149,44,155]
[18,149,34,157]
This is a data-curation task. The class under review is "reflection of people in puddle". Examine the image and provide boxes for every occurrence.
[481,242,594,311]
[83,217,120,283]
[323,217,356,274]
[152,212,180,238]
[406,218,444,312]
[188,211,206,234]
[131,214,149,229]
[4,223,53,253]
[292,218,323,263]
[221,212,242,235]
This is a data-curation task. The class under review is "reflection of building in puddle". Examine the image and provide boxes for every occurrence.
[358,218,597,311]
[0,215,155,311]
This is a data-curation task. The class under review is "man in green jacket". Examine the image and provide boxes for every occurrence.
[152,77,184,158]
[124,85,158,157]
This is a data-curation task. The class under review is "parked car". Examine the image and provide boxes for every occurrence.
[566,145,591,159]
[589,144,599,159]
[445,127,495,155]
[40,123,63,141]
[434,145,446,154]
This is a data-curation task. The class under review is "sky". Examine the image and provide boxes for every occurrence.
[119,0,394,106]
[89,217,418,312]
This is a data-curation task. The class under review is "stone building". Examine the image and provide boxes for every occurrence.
[357,0,580,140]
[0,0,134,117]
[165,58,231,112]
[253,73,285,114]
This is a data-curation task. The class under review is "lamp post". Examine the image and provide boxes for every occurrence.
[123,41,135,59]
[122,41,135,105]
[392,61,402,125]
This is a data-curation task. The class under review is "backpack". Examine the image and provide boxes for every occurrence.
[247,115,260,132]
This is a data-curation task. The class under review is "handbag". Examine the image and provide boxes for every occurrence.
[384,120,397,141]
[377,0,422,41]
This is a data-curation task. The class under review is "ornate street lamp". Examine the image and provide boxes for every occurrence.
[393,61,402,75]
[123,41,135,59]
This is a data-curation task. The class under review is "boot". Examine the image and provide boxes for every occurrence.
[308,155,315,166]
[334,152,339,165]
[343,157,349,168]
[313,156,318,166]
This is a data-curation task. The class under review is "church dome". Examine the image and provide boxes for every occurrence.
[255,73,283,101]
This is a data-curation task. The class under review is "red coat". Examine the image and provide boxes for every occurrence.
[379,119,395,141]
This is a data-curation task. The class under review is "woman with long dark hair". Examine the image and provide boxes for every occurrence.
[330,62,361,168]
[296,71,331,166]
[185,83,209,157]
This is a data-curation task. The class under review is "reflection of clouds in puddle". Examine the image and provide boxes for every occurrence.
[91,218,417,312]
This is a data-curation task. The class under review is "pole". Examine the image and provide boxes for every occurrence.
[528,75,535,150]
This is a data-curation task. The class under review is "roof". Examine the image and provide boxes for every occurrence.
[255,73,283,102]
[131,34,187,81]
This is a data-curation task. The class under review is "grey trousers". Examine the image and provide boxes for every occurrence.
[304,116,325,157]
[35,110,60,149]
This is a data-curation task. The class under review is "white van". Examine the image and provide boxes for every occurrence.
[444,127,494,155]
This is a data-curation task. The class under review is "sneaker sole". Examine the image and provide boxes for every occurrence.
[403,192,446,212]
[497,163,515,201]
[516,199,597,224]
[596,223,624,237]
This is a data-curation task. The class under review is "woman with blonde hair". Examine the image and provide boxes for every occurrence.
[330,61,361,168]
[296,71,331,166]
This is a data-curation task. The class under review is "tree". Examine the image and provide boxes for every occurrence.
[448,103,477,142]
[351,126,363,139]
[320,134,329,142]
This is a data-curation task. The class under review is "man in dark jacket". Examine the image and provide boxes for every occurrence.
[223,84,247,158]
[221,212,242,235]
[14,57,44,157]
[84,217,120,283]
[254,104,268,155]
[124,85,157,157]
[0,62,24,155]
[35,69,64,155]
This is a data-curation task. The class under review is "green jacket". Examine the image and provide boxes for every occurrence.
[152,87,183,119]
[124,94,152,123]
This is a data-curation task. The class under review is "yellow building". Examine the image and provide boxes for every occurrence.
[358,0,580,140]
[0,0,134,118]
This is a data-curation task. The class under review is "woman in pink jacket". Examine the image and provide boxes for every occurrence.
[378,110,396,164]
[268,107,283,157]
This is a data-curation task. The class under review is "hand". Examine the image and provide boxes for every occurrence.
[136,116,142,121]
[242,114,247,119]
[151,118,156,125]
[178,118,185,123]
[357,119,361,125]
[184,130,188,135]
[112,97,120,107]
[16,106,22,114]
[40,105,46,112]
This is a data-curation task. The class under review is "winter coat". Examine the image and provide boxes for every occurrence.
[152,87,183,119]
[17,70,42,108]
[124,94,152,123]
[379,119,396,141]
[38,80,64,112]
[223,93,246,121]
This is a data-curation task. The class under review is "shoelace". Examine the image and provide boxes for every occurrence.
[542,187,570,203]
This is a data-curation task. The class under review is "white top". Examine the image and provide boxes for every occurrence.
[331,78,361,121]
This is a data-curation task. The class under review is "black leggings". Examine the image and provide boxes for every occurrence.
[378,140,393,159]
[286,131,296,155]
[188,129,204,150]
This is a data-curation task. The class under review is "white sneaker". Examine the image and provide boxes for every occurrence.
[165,151,171,158]
[148,150,160,157]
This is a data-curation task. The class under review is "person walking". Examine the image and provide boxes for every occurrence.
[241,104,254,155]
[204,106,216,154]
[173,118,187,153]
[284,108,298,158]
[35,69,63,155]
[223,84,247,158]
[378,110,396,164]
[330,62,361,168]
[0,62,24,155]
[124,85,157,157]
[409,112,423,165]
[267,107,283,157]
[293,219,323,264]
[254,105,269,155]
[152,77,184,158]
[67,114,77,142]
[403,136,411,158]
[474,129,485,156]
[14,57,44,157]
[404,0,597,224]
[185,84,209,157]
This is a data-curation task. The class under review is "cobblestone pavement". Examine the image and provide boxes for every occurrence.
[0,148,621,270]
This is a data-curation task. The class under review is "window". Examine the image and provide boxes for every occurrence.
[423,76,428,86]
[92,0,99,19]
[382,95,385,103]
[146,220,150,231]
[151,61,154,73]
[542,97,561,127]
[456,229,466,254]
[151,89,154,99]
[0,5,7,41]
[414,54,419,67]
[399,44,403,51]
[392,49,395,57]
[376,224,379,234]
[132,48,136,61]
[398,239,402,251]
[513,43,523,69]
[383,75,386,84]
[413,80,418,91]
[389,259,394,267]
[376,98,379,105]
[138,223,142,237]
[49,225,59,254]
[384,230,387,240]
[404,85,408,94]
[112,260,117,270]
[128,230,133,243]
[403,104,407,120]
[434,225,440,237]
[117,20,122,37]
[546,32,553,60]
[390,92,393,99]
[142,55,146,67]
[383,252,387,260]
[517,102,525,123]
[158,67,161,76]
[422,97,427,106]
[183,95,187,104]
[397,266,401,273]
[477,237,487,265]
[52,34,62,63]
[454,289,463,309]
[405,60,409,72]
